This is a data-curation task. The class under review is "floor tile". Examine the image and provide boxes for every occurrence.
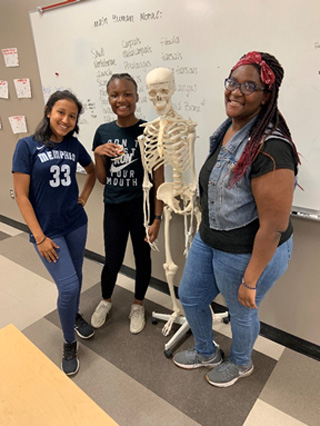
[119,275,285,360]
[23,318,201,426]
[244,399,308,426]
[260,348,320,426]
[0,231,11,241]
[82,257,103,292]
[0,222,23,236]
[0,235,102,294]
[46,284,277,426]
[253,335,285,361]
[0,233,52,281]
[0,256,57,309]
[0,289,43,331]
[117,273,174,311]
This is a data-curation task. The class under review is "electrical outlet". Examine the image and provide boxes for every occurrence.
[10,189,15,199]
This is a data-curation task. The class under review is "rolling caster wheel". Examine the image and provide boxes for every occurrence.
[164,349,173,358]
[222,315,230,324]
[151,317,158,325]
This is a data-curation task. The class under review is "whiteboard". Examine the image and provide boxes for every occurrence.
[30,0,320,214]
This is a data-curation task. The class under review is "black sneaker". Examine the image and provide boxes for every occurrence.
[62,340,79,376]
[75,313,95,339]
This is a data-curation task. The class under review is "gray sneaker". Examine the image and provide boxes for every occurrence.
[173,347,223,370]
[206,359,254,387]
[91,300,112,328]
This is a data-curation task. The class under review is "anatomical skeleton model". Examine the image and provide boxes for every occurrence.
[138,68,201,351]
[139,68,229,355]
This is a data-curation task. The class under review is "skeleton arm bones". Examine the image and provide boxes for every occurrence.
[138,128,164,250]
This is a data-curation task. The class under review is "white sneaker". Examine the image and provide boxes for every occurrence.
[91,300,112,328]
[129,304,146,334]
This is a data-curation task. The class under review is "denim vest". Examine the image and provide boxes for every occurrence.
[207,117,293,231]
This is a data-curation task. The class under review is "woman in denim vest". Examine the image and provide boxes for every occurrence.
[173,52,300,387]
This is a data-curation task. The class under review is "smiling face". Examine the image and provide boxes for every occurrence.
[107,78,138,125]
[46,99,79,143]
[225,64,270,128]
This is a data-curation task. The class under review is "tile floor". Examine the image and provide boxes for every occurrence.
[0,221,319,426]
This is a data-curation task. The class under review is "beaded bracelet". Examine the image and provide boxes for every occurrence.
[241,278,257,290]
[36,236,47,245]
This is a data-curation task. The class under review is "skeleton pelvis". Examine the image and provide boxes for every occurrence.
[157,182,194,215]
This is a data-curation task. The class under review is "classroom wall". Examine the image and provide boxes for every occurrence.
[1,0,319,346]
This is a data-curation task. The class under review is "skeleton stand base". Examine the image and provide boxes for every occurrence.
[151,313,189,358]
[152,308,230,358]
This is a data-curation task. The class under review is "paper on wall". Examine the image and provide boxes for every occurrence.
[14,78,32,98]
[0,81,9,99]
[8,116,28,134]
[2,48,19,67]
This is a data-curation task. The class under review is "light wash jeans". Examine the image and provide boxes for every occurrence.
[34,224,87,343]
[178,232,293,365]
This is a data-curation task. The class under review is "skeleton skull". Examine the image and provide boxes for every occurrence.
[146,68,175,116]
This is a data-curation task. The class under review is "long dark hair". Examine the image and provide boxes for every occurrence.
[34,90,83,146]
[229,52,300,185]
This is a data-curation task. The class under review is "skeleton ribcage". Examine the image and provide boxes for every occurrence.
[142,120,191,175]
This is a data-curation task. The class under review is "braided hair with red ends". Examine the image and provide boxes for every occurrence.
[229,52,300,186]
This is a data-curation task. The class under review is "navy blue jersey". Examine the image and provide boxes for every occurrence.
[12,135,92,242]
[92,120,145,204]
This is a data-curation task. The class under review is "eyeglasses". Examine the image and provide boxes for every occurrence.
[224,78,265,96]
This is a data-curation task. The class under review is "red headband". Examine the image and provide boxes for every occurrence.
[232,51,275,89]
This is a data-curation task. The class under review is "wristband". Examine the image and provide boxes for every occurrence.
[154,215,162,221]
[241,278,256,290]
[36,236,47,245]
[79,198,86,207]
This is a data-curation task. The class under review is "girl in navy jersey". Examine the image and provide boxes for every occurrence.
[12,90,96,376]
[91,73,163,335]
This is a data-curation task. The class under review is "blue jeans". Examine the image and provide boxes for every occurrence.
[178,232,293,365]
[34,224,87,343]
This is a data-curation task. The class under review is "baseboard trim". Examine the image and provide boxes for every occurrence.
[0,214,28,233]
[1,215,319,361]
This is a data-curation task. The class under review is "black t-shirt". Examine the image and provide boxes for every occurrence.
[199,137,298,253]
[92,120,145,204]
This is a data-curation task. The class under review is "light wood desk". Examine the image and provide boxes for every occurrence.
[0,324,118,426]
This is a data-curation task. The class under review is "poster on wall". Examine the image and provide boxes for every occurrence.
[0,81,9,99]
[2,48,19,67]
[14,79,32,98]
[8,116,27,134]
